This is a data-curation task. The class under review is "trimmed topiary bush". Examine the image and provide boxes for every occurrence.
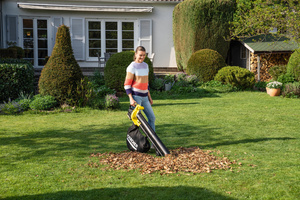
[104,51,154,92]
[186,49,226,82]
[173,0,236,71]
[214,66,255,90]
[38,25,83,105]
[287,48,300,81]
[0,59,34,103]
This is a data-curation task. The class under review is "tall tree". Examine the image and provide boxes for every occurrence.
[230,0,300,42]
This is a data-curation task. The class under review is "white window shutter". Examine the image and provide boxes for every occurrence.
[6,15,18,46]
[51,17,62,50]
[139,19,152,56]
[71,18,85,60]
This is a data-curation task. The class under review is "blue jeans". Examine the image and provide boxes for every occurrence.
[133,95,156,131]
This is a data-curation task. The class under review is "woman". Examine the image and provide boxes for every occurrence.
[124,46,156,131]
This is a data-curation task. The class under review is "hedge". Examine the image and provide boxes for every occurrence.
[173,0,236,71]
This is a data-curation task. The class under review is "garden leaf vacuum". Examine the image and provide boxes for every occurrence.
[127,104,170,156]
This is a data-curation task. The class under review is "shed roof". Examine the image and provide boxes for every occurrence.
[241,35,299,53]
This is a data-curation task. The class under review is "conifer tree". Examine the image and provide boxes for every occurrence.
[38,24,83,105]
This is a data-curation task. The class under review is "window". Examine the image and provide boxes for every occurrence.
[87,20,135,59]
[23,18,48,66]
[241,45,246,59]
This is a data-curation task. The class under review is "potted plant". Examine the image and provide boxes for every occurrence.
[266,81,282,96]
[164,74,175,91]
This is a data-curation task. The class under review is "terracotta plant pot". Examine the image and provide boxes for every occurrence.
[266,87,281,96]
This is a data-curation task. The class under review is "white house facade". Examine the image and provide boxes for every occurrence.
[1,0,182,74]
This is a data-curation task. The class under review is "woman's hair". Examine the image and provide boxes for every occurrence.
[133,46,146,60]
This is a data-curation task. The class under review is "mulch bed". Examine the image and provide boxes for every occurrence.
[89,147,237,175]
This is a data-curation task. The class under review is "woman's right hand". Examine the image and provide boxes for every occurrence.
[129,94,136,106]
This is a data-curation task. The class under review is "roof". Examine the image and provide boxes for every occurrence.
[241,34,299,53]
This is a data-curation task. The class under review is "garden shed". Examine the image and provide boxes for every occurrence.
[0,0,182,76]
[229,35,299,81]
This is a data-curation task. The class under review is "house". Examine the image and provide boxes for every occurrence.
[0,0,182,76]
[229,35,299,81]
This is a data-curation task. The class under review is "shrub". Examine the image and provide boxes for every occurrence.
[214,66,255,89]
[254,81,267,91]
[150,78,165,91]
[38,25,83,105]
[104,51,154,92]
[0,48,17,58]
[173,0,236,71]
[164,74,175,84]
[187,49,226,82]
[90,70,105,88]
[282,82,300,98]
[277,73,295,84]
[76,77,94,107]
[29,95,58,110]
[175,72,187,82]
[7,46,25,59]
[268,65,287,81]
[186,75,199,87]
[0,99,23,115]
[0,59,34,103]
[104,94,120,110]
[199,80,236,93]
[287,48,300,81]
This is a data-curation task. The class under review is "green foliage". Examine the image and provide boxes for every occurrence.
[0,48,17,58]
[287,48,300,81]
[199,80,236,93]
[90,70,105,88]
[282,82,300,98]
[173,0,236,71]
[38,25,83,105]
[104,94,120,110]
[164,74,175,84]
[76,77,95,107]
[230,0,300,42]
[104,51,153,92]
[0,99,23,115]
[214,66,255,89]
[29,95,58,110]
[7,46,25,59]
[150,78,165,91]
[0,59,34,103]
[277,73,295,84]
[268,65,287,81]
[187,49,226,82]
[254,81,267,91]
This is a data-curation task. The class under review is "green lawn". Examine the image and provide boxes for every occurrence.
[0,91,299,200]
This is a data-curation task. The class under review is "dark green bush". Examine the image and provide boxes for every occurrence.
[173,0,236,71]
[287,48,300,81]
[214,66,255,89]
[150,78,165,91]
[282,82,300,98]
[186,49,226,82]
[0,59,34,103]
[104,51,153,92]
[29,95,58,110]
[38,25,83,105]
[268,65,287,81]
[0,48,17,58]
[277,73,295,84]
[7,46,25,59]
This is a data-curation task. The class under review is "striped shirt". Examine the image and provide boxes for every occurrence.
[124,61,149,97]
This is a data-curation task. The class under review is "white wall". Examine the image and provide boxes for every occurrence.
[2,0,178,68]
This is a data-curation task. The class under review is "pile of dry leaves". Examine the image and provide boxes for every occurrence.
[89,147,236,175]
